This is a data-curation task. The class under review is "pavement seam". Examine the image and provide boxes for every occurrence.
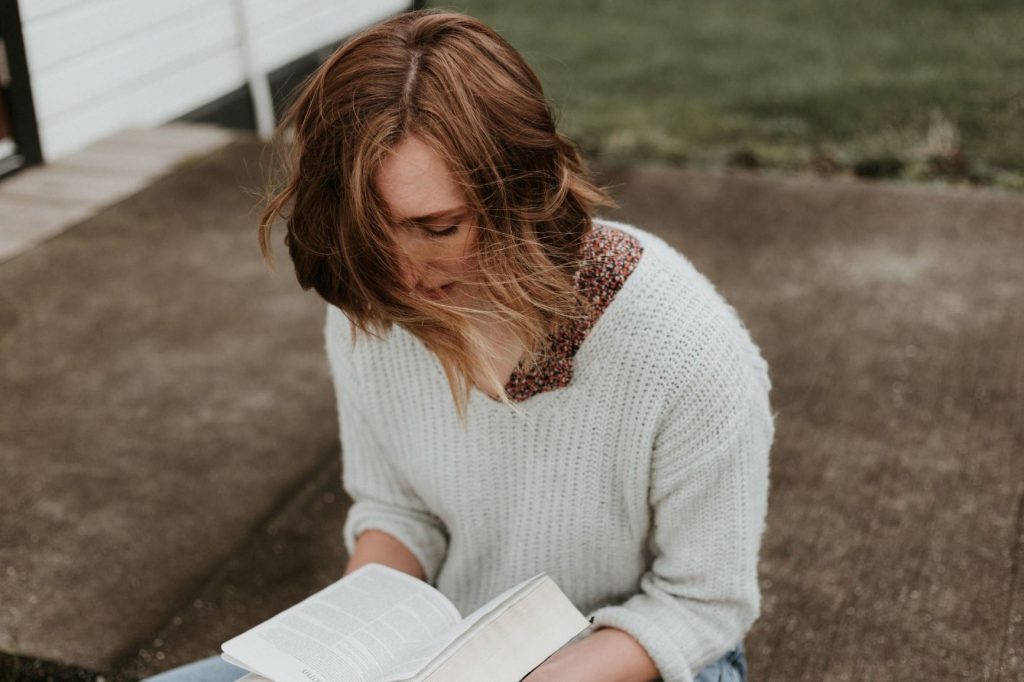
[760,342,841,681]
[108,448,341,678]
[995,484,1024,682]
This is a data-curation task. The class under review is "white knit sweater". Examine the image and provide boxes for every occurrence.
[324,219,774,682]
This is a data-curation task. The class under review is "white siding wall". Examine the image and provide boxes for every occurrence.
[18,0,409,160]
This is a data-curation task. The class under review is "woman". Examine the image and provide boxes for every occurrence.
[148,9,771,682]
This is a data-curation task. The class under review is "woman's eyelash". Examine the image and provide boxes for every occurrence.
[428,225,459,237]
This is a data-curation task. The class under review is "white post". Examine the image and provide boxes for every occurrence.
[233,0,275,139]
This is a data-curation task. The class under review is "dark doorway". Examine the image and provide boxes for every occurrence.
[0,0,43,179]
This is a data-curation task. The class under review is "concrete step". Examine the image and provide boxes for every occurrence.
[113,457,348,680]
[0,123,238,263]
[0,135,336,675]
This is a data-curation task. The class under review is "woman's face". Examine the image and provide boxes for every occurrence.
[375,135,479,305]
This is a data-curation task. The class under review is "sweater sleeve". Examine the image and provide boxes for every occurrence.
[586,322,774,682]
[324,306,449,585]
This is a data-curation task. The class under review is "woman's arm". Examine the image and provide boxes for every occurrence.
[343,529,427,580]
[577,339,773,682]
[326,305,449,584]
[523,627,659,682]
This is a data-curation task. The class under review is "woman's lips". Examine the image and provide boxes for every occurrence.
[424,283,454,299]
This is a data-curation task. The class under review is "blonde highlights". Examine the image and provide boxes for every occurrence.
[258,9,614,420]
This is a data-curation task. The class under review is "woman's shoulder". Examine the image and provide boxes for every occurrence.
[595,218,711,290]
[591,217,769,393]
[324,304,418,380]
[594,218,743,334]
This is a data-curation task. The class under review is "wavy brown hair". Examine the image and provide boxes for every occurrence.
[258,9,614,420]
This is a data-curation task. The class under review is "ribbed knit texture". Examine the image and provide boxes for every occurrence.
[324,219,774,682]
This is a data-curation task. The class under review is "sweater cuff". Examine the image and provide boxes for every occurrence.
[342,499,449,586]
[587,596,703,682]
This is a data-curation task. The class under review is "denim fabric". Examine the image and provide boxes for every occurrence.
[692,641,748,682]
[143,641,748,682]
[142,655,243,682]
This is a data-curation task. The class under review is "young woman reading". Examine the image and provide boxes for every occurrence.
[147,9,773,682]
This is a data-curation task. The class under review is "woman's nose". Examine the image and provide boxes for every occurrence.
[397,257,421,291]
[395,241,427,290]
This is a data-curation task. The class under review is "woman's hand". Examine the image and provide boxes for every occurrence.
[344,530,426,580]
[522,657,586,682]
[521,627,661,682]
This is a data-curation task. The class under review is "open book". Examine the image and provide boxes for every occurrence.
[221,563,594,682]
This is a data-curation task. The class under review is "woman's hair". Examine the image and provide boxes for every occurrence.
[258,9,613,420]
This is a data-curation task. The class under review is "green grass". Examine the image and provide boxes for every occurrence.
[434,0,1024,190]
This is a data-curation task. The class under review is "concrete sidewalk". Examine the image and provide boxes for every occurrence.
[1,131,1021,681]
[1,134,338,680]
[0,124,238,264]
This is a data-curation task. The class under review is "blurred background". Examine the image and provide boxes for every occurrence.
[4,0,1022,189]
[1,1,1021,681]
[447,0,1024,190]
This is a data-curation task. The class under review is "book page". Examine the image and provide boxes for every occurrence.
[423,578,593,682]
[387,574,547,681]
[449,573,547,637]
[222,564,462,682]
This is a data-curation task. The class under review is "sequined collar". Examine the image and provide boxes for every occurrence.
[503,224,643,401]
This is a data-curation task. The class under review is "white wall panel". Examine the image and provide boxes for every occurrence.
[40,48,245,159]
[17,0,87,22]
[21,0,214,72]
[244,0,324,27]
[31,3,237,123]
[17,0,410,161]
[247,0,408,71]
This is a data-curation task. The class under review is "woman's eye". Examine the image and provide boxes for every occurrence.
[428,224,459,237]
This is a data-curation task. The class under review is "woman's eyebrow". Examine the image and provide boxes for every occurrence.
[405,207,466,225]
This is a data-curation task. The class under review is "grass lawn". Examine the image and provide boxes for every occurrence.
[433,0,1024,191]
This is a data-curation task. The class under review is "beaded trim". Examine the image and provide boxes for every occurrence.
[504,224,643,401]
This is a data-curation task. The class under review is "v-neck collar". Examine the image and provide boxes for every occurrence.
[478,222,646,405]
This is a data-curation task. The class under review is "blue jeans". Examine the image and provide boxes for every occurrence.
[142,641,748,681]
[692,641,748,682]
